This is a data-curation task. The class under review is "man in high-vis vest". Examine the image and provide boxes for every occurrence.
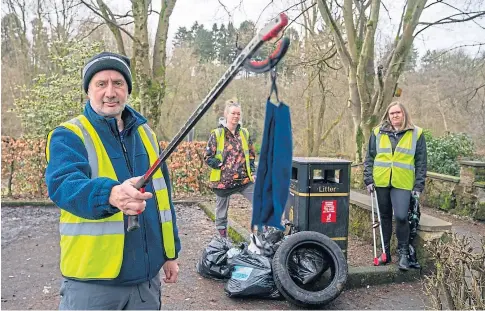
[204,99,257,238]
[45,52,181,310]
[363,101,427,271]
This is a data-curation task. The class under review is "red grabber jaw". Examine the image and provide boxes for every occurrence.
[126,13,291,232]
[379,253,387,265]
[374,253,387,266]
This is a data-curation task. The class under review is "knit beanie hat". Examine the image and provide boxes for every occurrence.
[82,52,132,94]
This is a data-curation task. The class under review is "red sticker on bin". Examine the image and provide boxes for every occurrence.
[321,200,337,223]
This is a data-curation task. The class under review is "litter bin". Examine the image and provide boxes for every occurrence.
[285,157,351,258]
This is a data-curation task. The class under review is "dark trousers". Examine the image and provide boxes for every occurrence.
[375,187,411,249]
[59,274,161,310]
[214,183,254,230]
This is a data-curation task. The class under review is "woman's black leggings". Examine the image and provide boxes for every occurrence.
[375,187,411,248]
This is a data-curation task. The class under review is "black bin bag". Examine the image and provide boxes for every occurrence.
[196,236,233,280]
[224,248,281,299]
[288,247,329,285]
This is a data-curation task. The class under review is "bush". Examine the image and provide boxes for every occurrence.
[1,137,212,199]
[12,41,103,138]
[1,136,48,198]
[425,130,475,176]
[424,233,485,310]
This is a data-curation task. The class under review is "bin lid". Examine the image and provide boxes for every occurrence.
[292,157,352,165]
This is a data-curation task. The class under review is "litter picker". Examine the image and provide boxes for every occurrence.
[371,191,387,265]
[128,13,291,231]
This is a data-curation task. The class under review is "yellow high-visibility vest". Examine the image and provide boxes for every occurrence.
[209,127,253,182]
[46,115,175,279]
[372,126,422,190]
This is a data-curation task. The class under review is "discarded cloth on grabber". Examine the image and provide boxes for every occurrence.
[252,72,292,231]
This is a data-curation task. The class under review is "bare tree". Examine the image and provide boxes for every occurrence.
[317,0,485,160]
[3,0,29,59]
[298,0,344,156]
[95,0,126,54]
[152,0,176,135]
[2,0,31,137]
[402,48,485,147]
[80,0,177,134]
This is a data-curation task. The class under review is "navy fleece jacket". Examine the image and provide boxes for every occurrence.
[45,102,181,285]
[252,100,292,230]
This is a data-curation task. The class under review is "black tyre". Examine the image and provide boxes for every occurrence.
[272,231,348,308]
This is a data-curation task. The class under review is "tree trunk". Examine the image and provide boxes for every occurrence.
[320,107,346,157]
[7,160,14,197]
[311,85,326,157]
[348,68,364,161]
[318,0,365,160]
[153,0,176,134]
[96,0,126,55]
[373,0,427,117]
[132,0,153,123]
[305,88,314,155]
[355,0,380,160]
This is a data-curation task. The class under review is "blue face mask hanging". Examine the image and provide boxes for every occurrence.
[251,69,293,231]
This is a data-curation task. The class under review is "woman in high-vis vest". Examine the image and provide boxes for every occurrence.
[45,52,181,310]
[204,99,257,237]
[363,101,427,271]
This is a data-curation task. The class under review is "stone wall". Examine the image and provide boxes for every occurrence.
[351,165,365,190]
[420,173,459,212]
[352,161,485,221]
[421,161,485,221]
[474,182,485,220]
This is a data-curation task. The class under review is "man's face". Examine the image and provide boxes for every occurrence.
[388,105,403,128]
[87,70,128,119]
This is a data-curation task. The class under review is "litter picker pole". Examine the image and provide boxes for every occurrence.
[375,193,387,263]
[372,192,387,265]
[371,192,379,265]
[127,13,291,232]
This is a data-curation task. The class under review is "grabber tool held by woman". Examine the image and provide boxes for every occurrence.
[371,191,387,265]
[127,13,291,232]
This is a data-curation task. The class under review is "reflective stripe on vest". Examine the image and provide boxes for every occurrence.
[372,126,422,190]
[60,222,125,235]
[240,128,253,181]
[71,117,99,178]
[137,124,176,259]
[46,115,175,279]
[209,128,253,182]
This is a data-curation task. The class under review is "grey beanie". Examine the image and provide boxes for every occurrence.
[82,52,132,94]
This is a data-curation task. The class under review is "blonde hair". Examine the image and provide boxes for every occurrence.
[380,101,413,129]
[224,98,243,124]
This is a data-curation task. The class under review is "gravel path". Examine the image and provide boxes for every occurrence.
[1,204,429,310]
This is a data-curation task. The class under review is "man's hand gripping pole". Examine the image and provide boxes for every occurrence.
[127,13,290,232]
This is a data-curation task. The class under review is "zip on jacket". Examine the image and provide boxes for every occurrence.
[45,102,181,285]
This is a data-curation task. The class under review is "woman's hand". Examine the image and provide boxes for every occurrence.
[366,183,375,194]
